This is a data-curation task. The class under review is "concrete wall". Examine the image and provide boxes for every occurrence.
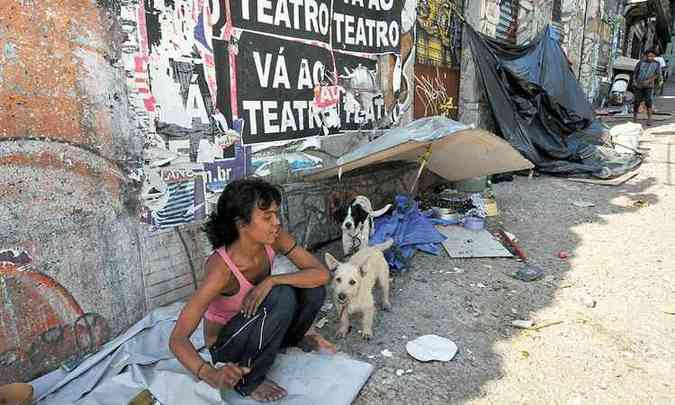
[0,0,145,384]
[517,0,555,44]
[140,224,210,311]
[459,0,498,129]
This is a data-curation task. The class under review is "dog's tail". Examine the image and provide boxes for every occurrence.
[370,239,394,252]
[370,204,392,218]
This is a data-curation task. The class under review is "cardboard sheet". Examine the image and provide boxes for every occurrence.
[436,225,513,258]
[307,117,533,182]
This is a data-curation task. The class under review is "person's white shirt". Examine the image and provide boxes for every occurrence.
[655,56,667,68]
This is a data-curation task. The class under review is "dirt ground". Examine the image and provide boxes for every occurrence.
[316,92,675,404]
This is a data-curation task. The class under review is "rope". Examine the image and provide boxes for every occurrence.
[409,145,433,194]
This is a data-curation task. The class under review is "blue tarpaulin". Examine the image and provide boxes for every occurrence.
[370,194,450,272]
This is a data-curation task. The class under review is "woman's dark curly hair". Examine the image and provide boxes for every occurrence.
[203,178,282,249]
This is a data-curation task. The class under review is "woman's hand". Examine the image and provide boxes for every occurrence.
[201,363,251,390]
[241,278,275,318]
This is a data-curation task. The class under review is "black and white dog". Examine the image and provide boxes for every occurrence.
[334,196,391,256]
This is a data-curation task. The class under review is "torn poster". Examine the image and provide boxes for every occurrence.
[212,0,412,145]
[141,168,206,229]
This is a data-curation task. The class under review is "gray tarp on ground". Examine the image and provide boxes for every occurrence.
[466,25,642,178]
[32,301,373,405]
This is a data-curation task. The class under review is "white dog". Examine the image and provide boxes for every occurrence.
[324,239,393,340]
[334,196,391,256]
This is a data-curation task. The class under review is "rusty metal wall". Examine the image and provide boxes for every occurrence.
[413,64,460,120]
[0,0,145,384]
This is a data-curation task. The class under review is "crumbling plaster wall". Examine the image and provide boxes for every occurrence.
[0,0,146,384]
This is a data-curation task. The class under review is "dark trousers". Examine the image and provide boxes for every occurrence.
[209,285,325,396]
[634,87,654,109]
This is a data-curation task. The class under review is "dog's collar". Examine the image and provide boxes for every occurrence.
[348,234,362,255]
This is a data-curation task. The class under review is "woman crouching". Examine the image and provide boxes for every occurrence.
[169,179,334,402]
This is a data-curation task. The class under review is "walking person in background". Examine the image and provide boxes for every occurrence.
[655,53,668,95]
[632,48,662,126]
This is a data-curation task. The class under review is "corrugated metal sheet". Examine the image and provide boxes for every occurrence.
[496,0,519,44]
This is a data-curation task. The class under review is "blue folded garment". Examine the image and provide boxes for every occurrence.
[370,194,448,272]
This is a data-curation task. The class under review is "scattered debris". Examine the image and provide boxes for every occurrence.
[558,251,571,259]
[476,283,487,289]
[572,200,596,208]
[320,303,334,313]
[315,317,328,329]
[394,369,414,376]
[406,335,458,362]
[511,320,535,329]
[381,349,394,358]
[511,266,544,282]
[531,321,564,331]
[498,230,545,282]
[504,231,517,242]
[583,296,597,308]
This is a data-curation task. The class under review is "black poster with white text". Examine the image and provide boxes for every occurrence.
[233,31,337,144]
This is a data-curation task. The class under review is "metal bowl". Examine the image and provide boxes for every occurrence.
[463,216,485,231]
[431,207,460,223]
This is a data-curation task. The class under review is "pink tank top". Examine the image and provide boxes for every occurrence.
[204,245,276,325]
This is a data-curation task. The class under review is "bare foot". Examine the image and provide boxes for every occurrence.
[300,332,337,353]
[249,379,287,402]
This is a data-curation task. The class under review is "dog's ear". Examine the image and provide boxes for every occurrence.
[332,205,347,224]
[324,253,340,271]
[351,204,369,227]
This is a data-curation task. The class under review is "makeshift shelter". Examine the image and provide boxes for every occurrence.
[466,25,642,178]
[307,116,533,182]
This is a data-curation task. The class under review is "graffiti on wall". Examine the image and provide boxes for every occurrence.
[414,64,459,118]
[0,248,110,384]
[120,0,417,228]
[416,0,462,66]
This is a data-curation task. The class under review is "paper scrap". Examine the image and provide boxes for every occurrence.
[572,200,596,208]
